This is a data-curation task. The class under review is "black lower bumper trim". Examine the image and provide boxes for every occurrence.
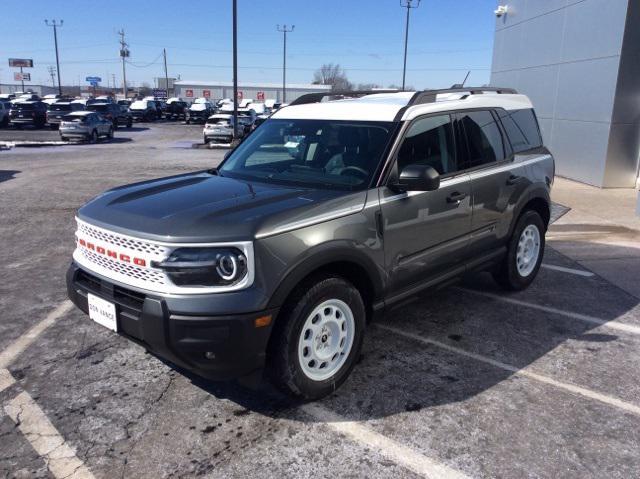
[67,263,278,381]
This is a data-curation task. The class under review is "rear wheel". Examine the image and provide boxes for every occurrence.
[203,136,210,144]
[126,118,132,128]
[107,127,114,139]
[493,210,545,291]
[89,130,98,143]
[268,276,365,400]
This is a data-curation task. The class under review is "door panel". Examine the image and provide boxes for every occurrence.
[379,177,472,293]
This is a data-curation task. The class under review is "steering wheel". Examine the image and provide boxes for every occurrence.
[339,166,368,178]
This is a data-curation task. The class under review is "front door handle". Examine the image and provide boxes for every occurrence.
[506,174,523,186]
[446,192,467,204]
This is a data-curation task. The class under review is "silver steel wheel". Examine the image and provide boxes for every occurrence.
[298,299,355,382]
[516,224,541,277]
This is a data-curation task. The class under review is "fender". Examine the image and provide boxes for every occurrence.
[266,240,386,310]
[509,182,551,235]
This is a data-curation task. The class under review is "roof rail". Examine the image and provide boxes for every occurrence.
[406,86,517,107]
[289,89,400,106]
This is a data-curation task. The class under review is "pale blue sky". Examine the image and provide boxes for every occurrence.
[1,0,497,90]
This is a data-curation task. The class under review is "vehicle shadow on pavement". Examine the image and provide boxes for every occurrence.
[0,170,20,183]
[120,127,149,132]
[153,243,639,422]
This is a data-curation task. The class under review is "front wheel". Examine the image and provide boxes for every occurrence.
[107,127,114,139]
[126,118,132,128]
[89,130,98,143]
[493,210,545,291]
[268,276,365,400]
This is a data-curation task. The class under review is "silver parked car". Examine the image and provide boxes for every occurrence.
[59,111,114,142]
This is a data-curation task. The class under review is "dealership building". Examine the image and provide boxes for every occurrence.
[491,0,639,187]
[172,80,331,104]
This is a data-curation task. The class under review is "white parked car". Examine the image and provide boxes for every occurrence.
[59,111,114,142]
[203,114,237,143]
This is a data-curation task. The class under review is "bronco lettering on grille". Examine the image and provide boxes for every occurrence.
[77,238,147,267]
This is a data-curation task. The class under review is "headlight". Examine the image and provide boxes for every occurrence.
[154,247,248,287]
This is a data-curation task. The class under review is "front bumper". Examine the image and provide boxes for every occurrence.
[66,263,278,381]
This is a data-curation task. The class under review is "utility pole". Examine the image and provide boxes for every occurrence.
[232,0,238,140]
[400,0,420,91]
[163,48,169,98]
[276,25,294,104]
[47,66,56,87]
[118,29,130,98]
[45,19,63,95]
[112,73,116,94]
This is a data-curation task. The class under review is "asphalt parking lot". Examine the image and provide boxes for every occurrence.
[1,123,639,479]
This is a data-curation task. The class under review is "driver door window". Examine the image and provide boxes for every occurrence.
[397,114,458,176]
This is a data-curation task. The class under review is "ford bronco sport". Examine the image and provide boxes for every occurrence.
[67,88,554,400]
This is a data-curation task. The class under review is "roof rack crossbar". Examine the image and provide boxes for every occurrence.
[407,86,517,107]
[289,89,400,106]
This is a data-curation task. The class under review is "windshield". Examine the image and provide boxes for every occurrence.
[207,117,232,126]
[88,104,109,112]
[64,115,88,123]
[219,119,397,191]
[50,104,72,111]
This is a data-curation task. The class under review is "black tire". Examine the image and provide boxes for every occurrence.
[126,118,132,128]
[60,136,68,141]
[1,117,9,128]
[203,136,210,144]
[89,130,98,143]
[112,120,118,130]
[493,210,545,291]
[107,127,114,139]
[268,276,366,400]
[186,119,191,125]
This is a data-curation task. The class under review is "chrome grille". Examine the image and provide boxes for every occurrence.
[78,248,166,285]
[77,221,169,257]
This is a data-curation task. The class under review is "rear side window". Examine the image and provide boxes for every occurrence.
[497,108,543,153]
[459,110,505,167]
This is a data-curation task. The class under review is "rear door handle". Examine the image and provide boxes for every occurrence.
[506,174,523,186]
[446,192,467,204]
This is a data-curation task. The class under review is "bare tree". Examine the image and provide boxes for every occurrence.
[356,83,381,90]
[313,63,353,91]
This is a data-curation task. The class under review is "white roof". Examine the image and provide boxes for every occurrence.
[65,111,95,116]
[208,114,232,120]
[271,90,533,122]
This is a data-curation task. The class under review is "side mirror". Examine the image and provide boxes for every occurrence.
[396,164,440,191]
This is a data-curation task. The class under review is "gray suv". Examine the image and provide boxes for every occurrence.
[67,87,554,400]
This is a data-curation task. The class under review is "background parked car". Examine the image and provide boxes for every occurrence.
[46,102,85,128]
[87,102,132,128]
[162,100,188,120]
[0,93,16,102]
[10,101,47,128]
[59,111,114,142]
[202,114,241,143]
[186,101,215,124]
[16,93,41,102]
[117,99,131,109]
[129,100,158,122]
[42,94,63,105]
[0,102,10,127]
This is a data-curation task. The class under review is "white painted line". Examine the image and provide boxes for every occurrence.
[0,368,15,393]
[378,324,640,417]
[459,288,640,336]
[301,403,470,479]
[0,300,73,369]
[5,391,95,479]
[541,263,595,277]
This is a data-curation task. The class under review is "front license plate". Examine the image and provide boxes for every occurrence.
[87,293,117,332]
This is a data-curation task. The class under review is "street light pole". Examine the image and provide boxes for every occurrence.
[232,0,239,141]
[276,25,294,104]
[400,0,420,91]
[45,19,63,95]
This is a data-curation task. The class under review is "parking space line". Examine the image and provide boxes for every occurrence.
[0,300,73,369]
[5,391,95,479]
[378,324,640,417]
[301,403,470,479]
[458,288,640,335]
[0,369,15,394]
[541,263,595,277]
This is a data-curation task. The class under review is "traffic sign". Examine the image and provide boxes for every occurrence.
[153,88,168,98]
[14,72,31,81]
[9,58,33,68]
[85,76,102,83]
